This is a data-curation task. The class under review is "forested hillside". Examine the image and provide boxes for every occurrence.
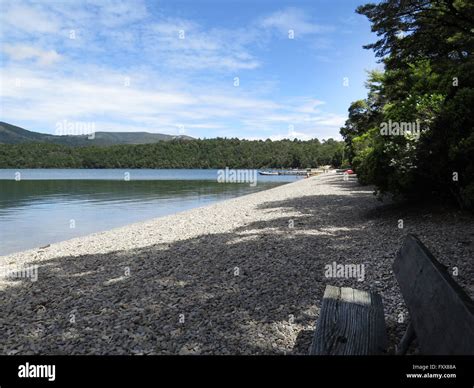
[0,138,344,169]
[0,122,193,146]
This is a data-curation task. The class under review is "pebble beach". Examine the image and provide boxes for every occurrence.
[1,172,473,355]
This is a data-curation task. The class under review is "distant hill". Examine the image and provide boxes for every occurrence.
[0,122,194,146]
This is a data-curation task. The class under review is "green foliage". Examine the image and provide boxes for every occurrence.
[0,138,345,169]
[341,0,474,208]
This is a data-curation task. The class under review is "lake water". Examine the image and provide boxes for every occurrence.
[0,169,302,256]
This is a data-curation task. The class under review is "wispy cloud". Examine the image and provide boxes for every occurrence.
[139,20,261,71]
[260,7,333,37]
[3,44,61,66]
[2,4,61,34]
[0,0,347,140]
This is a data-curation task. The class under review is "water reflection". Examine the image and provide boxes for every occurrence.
[0,178,283,255]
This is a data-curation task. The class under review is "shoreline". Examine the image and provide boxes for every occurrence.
[0,169,302,256]
[0,173,472,355]
[0,175,304,259]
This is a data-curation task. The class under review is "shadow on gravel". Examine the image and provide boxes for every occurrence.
[1,179,472,355]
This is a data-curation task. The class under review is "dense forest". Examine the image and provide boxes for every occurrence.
[341,0,474,209]
[0,138,344,169]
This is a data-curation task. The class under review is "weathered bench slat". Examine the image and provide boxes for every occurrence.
[310,285,388,355]
[393,234,474,355]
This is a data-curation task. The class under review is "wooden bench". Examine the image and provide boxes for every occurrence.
[393,234,474,355]
[309,285,388,355]
[309,234,474,355]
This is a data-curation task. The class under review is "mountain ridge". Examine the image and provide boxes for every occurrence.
[0,122,194,146]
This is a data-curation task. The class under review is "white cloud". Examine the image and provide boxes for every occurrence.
[140,20,261,71]
[295,98,326,113]
[2,4,60,34]
[1,64,344,139]
[0,2,345,140]
[306,114,346,127]
[3,44,61,66]
[0,2,331,73]
[84,0,149,28]
[260,7,331,36]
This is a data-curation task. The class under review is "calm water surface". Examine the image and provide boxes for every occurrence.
[0,169,302,255]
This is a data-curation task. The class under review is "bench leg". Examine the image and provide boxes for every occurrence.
[396,322,416,355]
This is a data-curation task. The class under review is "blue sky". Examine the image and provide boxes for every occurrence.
[0,0,382,140]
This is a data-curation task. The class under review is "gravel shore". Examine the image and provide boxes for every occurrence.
[1,172,472,355]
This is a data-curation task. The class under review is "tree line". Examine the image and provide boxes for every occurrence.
[0,138,345,169]
[341,0,474,209]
